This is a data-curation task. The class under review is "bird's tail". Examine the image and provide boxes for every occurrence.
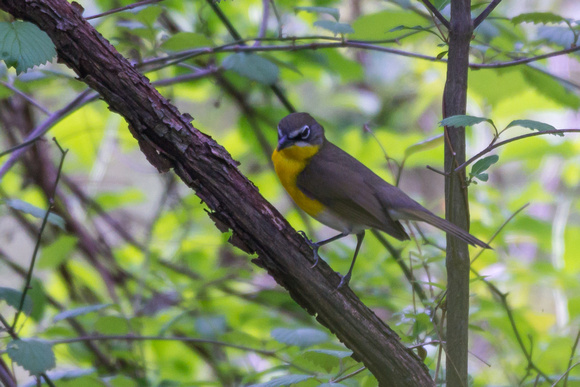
[398,208,491,249]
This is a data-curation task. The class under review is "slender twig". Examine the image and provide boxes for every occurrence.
[555,361,580,387]
[85,0,164,20]
[253,0,270,46]
[471,203,529,264]
[0,81,50,115]
[418,0,450,29]
[12,138,68,330]
[0,89,93,177]
[331,366,367,383]
[454,129,580,173]
[152,66,221,87]
[45,334,275,355]
[563,329,580,387]
[471,45,580,69]
[206,0,295,112]
[473,0,503,28]
[471,271,553,383]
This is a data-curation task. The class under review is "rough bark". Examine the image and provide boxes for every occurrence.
[443,0,473,385]
[0,0,434,385]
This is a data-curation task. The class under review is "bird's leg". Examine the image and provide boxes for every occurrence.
[298,231,349,268]
[337,231,365,289]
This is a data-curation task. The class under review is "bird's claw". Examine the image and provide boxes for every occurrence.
[298,231,321,268]
[336,272,351,290]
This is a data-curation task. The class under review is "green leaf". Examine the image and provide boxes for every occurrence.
[313,20,354,35]
[53,303,112,322]
[440,115,493,128]
[4,199,66,229]
[38,235,78,269]
[161,32,213,51]
[404,134,444,158]
[222,53,279,85]
[506,119,561,136]
[0,287,33,316]
[350,11,427,41]
[302,349,353,372]
[318,384,348,387]
[470,155,499,180]
[195,315,227,339]
[249,374,313,387]
[7,339,55,375]
[28,279,46,322]
[271,327,328,347]
[0,21,56,74]
[295,6,340,22]
[512,12,568,25]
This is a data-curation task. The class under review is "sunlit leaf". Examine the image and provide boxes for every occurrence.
[295,6,340,22]
[161,32,213,51]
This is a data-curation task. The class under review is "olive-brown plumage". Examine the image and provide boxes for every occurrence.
[274,112,490,288]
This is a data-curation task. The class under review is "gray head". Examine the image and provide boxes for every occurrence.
[276,112,326,150]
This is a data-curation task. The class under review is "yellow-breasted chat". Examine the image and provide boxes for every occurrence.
[271,112,491,289]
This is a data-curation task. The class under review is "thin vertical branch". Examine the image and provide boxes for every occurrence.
[442,0,473,385]
[12,138,68,330]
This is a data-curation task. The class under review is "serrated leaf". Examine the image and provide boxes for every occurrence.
[313,20,354,36]
[0,21,56,74]
[295,6,340,22]
[222,53,279,85]
[404,134,443,158]
[470,155,499,178]
[4,199,65,229]
[512,12,567,25]
[7,339,55,375]
[505,119,561,136]
[0,287,33,316]
[53,303,112,322]
[271,327,328,347]
[249,374,313,387]
[440,115,493,128]
[161,32,213,51]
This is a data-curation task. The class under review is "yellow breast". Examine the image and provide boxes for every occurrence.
[272,145,325,218]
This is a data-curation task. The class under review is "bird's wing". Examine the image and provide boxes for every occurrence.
[297,142,409,240]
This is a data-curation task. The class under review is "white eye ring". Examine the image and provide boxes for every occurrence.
[300,126,310,139]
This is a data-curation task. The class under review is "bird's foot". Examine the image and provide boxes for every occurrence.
[298,231,321,268]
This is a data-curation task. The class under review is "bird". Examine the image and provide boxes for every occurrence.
[271,112,491,289]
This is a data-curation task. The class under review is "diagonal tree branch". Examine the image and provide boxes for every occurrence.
[0,0,433,385]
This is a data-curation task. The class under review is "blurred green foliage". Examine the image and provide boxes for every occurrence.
[0,0,579,386]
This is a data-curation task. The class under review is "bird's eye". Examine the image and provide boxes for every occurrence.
[300,126,311,140]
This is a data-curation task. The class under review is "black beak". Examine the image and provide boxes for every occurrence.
[277,135,292,151]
